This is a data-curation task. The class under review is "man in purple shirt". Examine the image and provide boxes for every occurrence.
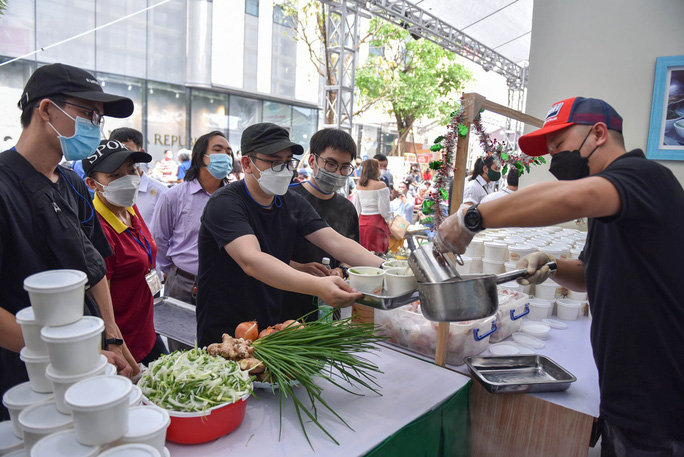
[151,131,233,315]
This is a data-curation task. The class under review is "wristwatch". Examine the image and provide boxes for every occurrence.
[463,204,485,233]
[340,265,349,280]
[105,338,124,346]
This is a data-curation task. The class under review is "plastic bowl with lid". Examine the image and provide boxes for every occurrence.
[15,307,48,356]
[23,269,87,326]
[481,258,505,275]
[527,298,554,321]
[18,348,51,394]
[116,406,170,454]
[31,429,100,457]
[522,322,551,340]
[17,400,72,453]
[45,354,108,414]
[41,317,104,377]
[64,375,132,446]
[2,381,53,438]
[0,420,24,455]
[464,238,484,258]
[556,298,582,321]
[483,242,507,261]
[507,244,538,263]
[534,279,558,300]
[99,443,161,457]
[129,385,143,407]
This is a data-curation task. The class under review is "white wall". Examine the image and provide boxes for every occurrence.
[522,0,684,188]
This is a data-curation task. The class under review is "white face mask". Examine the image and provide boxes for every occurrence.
[95,174,141,207]
[250,160,292,196]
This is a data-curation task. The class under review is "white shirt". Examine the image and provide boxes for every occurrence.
[353,187,392,223]
[480,187,515,204]
[136,174,169,224]
[462,175,496,205]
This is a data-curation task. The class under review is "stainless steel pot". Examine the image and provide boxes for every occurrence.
[418,262,557,322]
[408,241,463,283]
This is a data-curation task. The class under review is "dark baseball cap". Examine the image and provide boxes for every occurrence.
[518,97,623,157]
[82,139,151,176]
[18,63,134,118]
[241,123,304,156]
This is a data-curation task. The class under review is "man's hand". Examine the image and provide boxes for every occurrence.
[290,261,331,277]
[434,204,475,255]
[102,349,134,378]
[105,340,140,377]
[515,252,556,285]
[315,276,362,307]
[329,267,344,278]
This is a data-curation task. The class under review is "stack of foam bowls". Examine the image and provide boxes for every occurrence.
[2,382,53,440]
[483,241,507,274]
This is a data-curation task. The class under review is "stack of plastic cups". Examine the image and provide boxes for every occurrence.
[465,238,485,273]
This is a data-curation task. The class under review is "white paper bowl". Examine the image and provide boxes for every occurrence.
[41,317,104,377]
[0,420,24,455]
[675,120,684,139]
[384,268,417,296]
[116,406,170,454]
[348,267,385,294]
[527,298,554,321]
[556,298,582,321]
[15,307,48,356]
[64,375,132,446]
[99,443,162,457]
[381,259,409,269]
[483,242,507,261]
[18,348,51,394]
[2,381,53,439]
[31,429,101,457]
[522,322,551,340]
[17,401,72,454]
[481,259,505,275]
[23,270,87,327]
[45,354,108,414]
[507,244,538,263]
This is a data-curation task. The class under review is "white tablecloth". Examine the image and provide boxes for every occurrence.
[166,345,471,456]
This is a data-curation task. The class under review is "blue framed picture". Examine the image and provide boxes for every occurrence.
[646,55,684,160]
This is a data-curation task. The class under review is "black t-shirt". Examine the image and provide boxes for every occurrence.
[196,181,328,347]
[282,183,360,320]
[580,150,684,440]
[0,149,112,419]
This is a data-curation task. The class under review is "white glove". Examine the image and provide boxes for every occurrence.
[515,252,556,285]
[434,204,476,255]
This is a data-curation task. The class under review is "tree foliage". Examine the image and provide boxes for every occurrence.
[355,18,472,154]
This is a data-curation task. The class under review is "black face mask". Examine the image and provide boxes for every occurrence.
[548,128,599,181]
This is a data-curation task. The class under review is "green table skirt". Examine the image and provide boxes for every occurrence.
[365,380,471,457]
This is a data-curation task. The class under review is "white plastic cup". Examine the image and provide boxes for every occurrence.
[465,239,484,258]
[482,259,505,275]
[528,298,553,320]
[15,307,48,356]
[2,381,53,439]
[41,317,104,376]
[384,268,417,296]
[483,242,507,261]
[30,429,101,457]
[567,290,588,301]
[507,244,538,263]
[556,298,582,321]
[18,348,51,394]
[116,406,170,454]
[23,270,87,326]
[455,255,472,275]
[45,354,108,414]
[534,279,558,300]
[99,444,161,457]
[17,401,72,454]
[347,267,385,294]
[64,375,132,446]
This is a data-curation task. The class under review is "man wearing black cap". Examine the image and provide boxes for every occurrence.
[0,63,137,416]
[196,123,383,347]
[435,97,684,453]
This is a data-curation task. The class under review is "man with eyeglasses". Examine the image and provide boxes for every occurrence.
[196,123,383,346]
[283,128,361,321]
[0,63,138,418]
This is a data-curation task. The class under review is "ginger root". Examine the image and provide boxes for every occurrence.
[238,357,265,374]
[207,333,254,360]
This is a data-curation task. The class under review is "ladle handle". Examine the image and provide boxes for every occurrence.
[495,261,558,284]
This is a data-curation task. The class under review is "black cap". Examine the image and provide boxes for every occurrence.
[18,63,134,118]
[82,140,151,176]
[241,123,304,156]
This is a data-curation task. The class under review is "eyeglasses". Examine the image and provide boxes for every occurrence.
[250,156,299,172]
[314,154,355,176]
[52,99,104,127]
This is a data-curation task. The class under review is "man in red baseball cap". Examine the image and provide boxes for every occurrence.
[434,96,684,453]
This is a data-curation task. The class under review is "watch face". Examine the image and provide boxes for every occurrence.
[464,208,481,231]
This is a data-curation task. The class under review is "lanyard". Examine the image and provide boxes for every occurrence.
[243,180,281,208]
[126,228,153,268]
[306,180,333,195]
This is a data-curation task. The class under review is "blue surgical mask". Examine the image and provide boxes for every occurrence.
[204,153,233,179]
[48,102,101,161]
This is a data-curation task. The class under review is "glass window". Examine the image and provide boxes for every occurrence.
[246,0,259,17]
[96,1,147,79]
[0,1,35,57]
[271,22,297,98]
[146,81,187,163]
[263,101,292,128]
[369,44,384,57]
[36,0,95,70]
[97,73,144,143]
[244,14,259,92]
[272,4,294,27]
[190,89,229,144]
[291,106,318,156]
[380,130,397,156]
[228,96,261,152]
[147,0,185,84]
[0,59,34,146]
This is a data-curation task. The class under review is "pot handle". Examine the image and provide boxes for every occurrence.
[495,261,558,285]
[510,303,530,321]
[473,321,498,341]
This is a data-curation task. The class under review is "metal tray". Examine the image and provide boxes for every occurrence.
[464,355,577,394]
[354,288,419,310]
[153,296,197,347]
